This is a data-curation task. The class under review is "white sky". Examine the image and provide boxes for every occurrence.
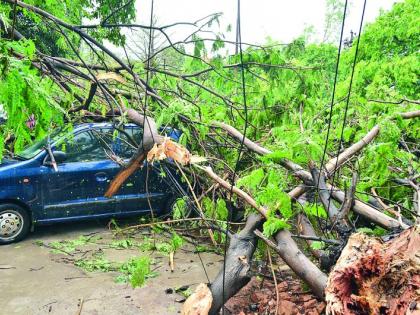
[110,0,400,57]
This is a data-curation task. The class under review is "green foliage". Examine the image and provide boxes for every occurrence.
[310,241,325,250]
[356,226,387,236]
[303,203,328,219]
[237,169,265,191]
[176,286,193,298]
[0,0,417,233]
[203,197,228,221]
[75,252,114,272]
[172,197,188,219]
[110,239,135,249]
[263,216,290,237]
[119,256,156,288]
[0,40,65,155]
[47,235,100,254]
[138,233,184,255]
[0,0,136,49]
[146,0,419,224]
[170,232,184,252]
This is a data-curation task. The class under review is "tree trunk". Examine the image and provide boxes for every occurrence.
[208,214,263,315]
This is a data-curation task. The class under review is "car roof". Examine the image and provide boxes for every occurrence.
[73,122,139,132]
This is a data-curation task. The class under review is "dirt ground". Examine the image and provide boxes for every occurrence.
[0,220,222,315]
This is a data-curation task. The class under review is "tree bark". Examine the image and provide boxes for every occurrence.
[208,214,263,315]
[256,229,328,298]
[199,166,328,300]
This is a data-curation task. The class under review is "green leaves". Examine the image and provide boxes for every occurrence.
[0,39,65,157]
[303,203,327,219]
[257,188,292,219]
[121,256,153,288]
[170,232,184,252]
[262,217,290,237]
[172,197,188,219]
[237,168,265,192]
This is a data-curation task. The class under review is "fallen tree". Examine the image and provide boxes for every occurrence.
[181,121,416,313]
[1,1,419,314]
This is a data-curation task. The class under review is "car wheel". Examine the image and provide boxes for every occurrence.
[0,204,30,245]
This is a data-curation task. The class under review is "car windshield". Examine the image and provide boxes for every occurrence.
[15,128,67,160]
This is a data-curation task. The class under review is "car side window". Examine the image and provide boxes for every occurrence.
[91,127,140,160]
[53,126,143,163]
[57,130,109,163]
[122,126,143,158]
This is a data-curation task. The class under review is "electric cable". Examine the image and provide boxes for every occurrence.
[221,0,249,312]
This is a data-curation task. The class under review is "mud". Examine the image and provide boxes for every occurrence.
[0,221,222,315]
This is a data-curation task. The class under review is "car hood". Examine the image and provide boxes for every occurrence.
[0,157,41,174]
[0,158,20,166]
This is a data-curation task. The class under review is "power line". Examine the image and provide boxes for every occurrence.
[221,0,249,312]
[316,0,349,233]
[327,0,367,229]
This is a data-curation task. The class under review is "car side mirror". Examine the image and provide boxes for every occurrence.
[52,151,67,164]
[44,150,67,166]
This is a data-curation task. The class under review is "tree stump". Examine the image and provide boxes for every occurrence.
[325,226,420,315]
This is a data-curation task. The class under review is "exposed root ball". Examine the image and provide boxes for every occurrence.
[325,226,420,315]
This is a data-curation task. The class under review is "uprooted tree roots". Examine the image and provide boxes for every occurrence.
[326,226,420,315]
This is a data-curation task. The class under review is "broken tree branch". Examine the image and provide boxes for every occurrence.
[208,213,263,315]
[197,165,328,300]
[255,229,328,298]
[336,173,358,222]
[309,162,340,219]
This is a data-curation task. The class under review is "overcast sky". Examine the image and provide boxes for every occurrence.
[111,0,400,57]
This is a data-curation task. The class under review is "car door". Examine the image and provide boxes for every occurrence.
[41,128,120,220]
[112,125,167,215]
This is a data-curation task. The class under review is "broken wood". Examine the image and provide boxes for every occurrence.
[309,162,340,219]
[297,213,323,259]
[329,187,409,230]
[400,109,420,119]
[104,153,146,198]
[325,226,420,315]
[336,172,358,222]
[286,166,407,230]
[213,120,379,202]
[169,251,175,272]
[147,137,192,165]
[181,283,213,315]
[289,125,380,200]
[104,101,161,197]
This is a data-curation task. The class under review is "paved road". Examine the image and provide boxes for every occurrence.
[0,221,221,315]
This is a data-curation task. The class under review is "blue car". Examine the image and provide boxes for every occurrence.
[0,123,183,244]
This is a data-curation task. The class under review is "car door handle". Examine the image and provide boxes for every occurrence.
[95,172,108,182]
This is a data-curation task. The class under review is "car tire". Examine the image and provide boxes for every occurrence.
[0,204,30,245]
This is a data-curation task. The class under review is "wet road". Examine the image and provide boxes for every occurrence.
[0,221,222,314]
